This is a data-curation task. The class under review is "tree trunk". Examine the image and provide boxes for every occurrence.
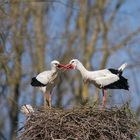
[10,84,20,140]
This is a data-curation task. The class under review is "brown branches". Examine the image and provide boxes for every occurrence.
[19,106,138,140]
[107,0,125,29]
[110,28,140,53]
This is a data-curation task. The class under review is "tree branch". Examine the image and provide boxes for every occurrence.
[107,0,125,29]
[110,28,140,53]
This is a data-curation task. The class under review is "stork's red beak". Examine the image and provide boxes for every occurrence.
[57,64,68,69]
[64,64,74,69]
[57,64,74,70]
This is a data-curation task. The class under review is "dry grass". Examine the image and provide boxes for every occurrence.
[18,105,138,140]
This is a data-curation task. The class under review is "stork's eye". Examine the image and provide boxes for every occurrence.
[71,61,75,63]
[54,63,58,66]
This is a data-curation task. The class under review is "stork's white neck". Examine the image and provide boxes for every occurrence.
[76,62,88,77]
[51,67,57,72]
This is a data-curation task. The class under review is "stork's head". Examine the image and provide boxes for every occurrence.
[51,60,60,68]
[65,59,81,70]
[51,60,68,70]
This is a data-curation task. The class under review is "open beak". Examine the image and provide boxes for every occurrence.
[57,64,68,69]
[65,64,74,69]
[57,64,74,70]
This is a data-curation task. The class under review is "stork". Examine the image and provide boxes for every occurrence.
[31,60,66,108]
[65,59,129,107]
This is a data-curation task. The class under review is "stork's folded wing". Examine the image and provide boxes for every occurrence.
[36,71,51,85]
[95,74,119,87]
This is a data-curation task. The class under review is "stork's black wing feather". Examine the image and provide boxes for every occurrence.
[31,77,46,87]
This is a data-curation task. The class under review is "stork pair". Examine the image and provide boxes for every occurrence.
[31,59,129,108]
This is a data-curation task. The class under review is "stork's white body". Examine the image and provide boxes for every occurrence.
[36,70,58,93]
[36,70,58,85]
[68,59,129,107]
[74,63,119,89]
[31,60,62,108]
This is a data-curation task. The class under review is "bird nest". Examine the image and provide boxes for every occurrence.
[18,105,138,140]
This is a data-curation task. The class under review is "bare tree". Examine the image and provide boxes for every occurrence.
[0,0,140,139]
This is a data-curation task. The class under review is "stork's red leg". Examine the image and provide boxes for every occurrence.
[102,88,106,108]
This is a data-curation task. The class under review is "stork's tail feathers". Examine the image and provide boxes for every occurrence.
[118,63,127,76]
[118,63,127,72]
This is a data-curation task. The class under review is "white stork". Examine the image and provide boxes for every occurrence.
[31,60,66,108]
[65,59,129,107]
